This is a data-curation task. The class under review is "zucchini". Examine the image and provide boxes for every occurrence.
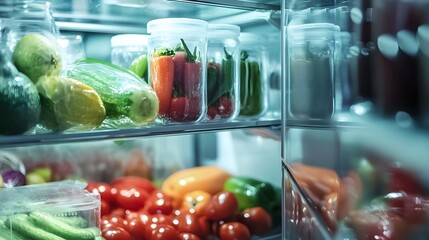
[28,212,95,240]
[62,60,159,124]
[5,214,65,240]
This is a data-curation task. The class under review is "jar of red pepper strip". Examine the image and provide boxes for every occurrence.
[205,24,241,122]
[146,18,209,124]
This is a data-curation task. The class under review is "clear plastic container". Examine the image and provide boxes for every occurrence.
[111,33,148,70]
[4,0,59,54]
[0,180,101,239]
[205,24,241,121]
[237,32,269,119]
[287,23,340,120]
[147,18,209,124]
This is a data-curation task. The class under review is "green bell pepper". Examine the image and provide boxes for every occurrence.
[224,176,281,218]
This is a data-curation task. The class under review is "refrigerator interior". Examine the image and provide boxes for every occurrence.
[0,0,283,240]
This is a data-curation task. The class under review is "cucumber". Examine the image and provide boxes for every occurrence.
[5,214,66,240]
[0,222,26,240]
[62,60,159,124]
[54,216,88,228]
[29,212,95,240]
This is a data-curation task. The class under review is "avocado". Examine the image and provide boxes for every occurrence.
[0,51,41,135]
[12,33,62,83]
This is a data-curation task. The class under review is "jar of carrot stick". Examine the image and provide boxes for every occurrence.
[147,18,209,124]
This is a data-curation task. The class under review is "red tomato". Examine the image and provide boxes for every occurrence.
[108,208,126,218]
[218,222,251,240]
[123,212,146,239]
[151,224,181,240]
[101,216,127,230]
[144,190,174,215]
[238,207,272,236]
[387,192,427,226]
[113,185,150,211]
[217,96,233,117]
[179,233,201,240]
[101,225,132,240]
[207,106,218,119]
[101,199,111,217]
[110,176,156,194]
[202,191,238,221]
[86,181,114,203]
[174,211,204,238]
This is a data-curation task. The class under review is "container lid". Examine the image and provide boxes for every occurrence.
[208,24,240,38]
[111,34,149,48]
[147,18,208,35]
[0,180,99,216]
[287,23,340,40]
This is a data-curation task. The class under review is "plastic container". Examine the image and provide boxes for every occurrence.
[111,34,148,70]
[287,23,340,120]
[147,18,209,123]
[4,0,59,54]
[0,180,101,239]
[237,32,269,119]
[206,24,241,121]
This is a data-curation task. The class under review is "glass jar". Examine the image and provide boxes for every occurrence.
[287,23,340,120]
[4,0,59,54]
[147,18,209,124]
[206,24,240,122]
[111,34,148,69]
[237,32,269,119]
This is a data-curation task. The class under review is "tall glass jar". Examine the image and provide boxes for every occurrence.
[147,18,209,124]
[206,24,240,122]
[238,32,268,119]
[4,0,59,53]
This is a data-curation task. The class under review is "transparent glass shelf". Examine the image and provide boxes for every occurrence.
[0,120,281,149]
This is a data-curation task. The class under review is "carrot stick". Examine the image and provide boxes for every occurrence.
[150,56,175,115]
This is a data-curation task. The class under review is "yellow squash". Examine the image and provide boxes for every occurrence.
[161,166,231,208]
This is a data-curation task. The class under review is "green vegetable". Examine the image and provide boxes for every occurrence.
[129,54,148,82]
[207,48,235,106]
[63,60,159,124]
[224,176,281,216]
[0,49,41,135]
[5,214,66,240]
[29,212,95,240]
[239,50,263,116]
[54,216,88,228]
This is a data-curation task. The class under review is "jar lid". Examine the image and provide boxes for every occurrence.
[287,23,340,40]
[111,34,149,48]
[208,24,240,38]
[147,18,208,35]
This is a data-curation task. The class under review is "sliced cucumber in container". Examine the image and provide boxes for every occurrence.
[62,59,159,125]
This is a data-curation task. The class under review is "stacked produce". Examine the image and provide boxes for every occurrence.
[86,166,281,240]
[0,32,159,135]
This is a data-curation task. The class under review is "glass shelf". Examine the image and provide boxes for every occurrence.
[0,120,281,149]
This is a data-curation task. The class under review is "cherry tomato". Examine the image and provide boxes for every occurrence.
[150,224,181,240]
[123,212,146,239]
[181,190,211,217]
[217,96,233,117]
[207,106,218,119]
[238,207,272,236]
[203,191,238,221]
[108,208,126,218]
[101,225,132,240]
[144,190,174,215]
[110,176,156,194]
[387,192,427,226]
[174,211,204,238]
[218,222,251,240]
[86,181,114,203]
[389,167,424,195]
[101,199,111,217]
[113,184,150,211]
[101,216,127,230]
[179,233,201,240]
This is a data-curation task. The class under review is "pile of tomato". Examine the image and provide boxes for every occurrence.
[86,176,273,240]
